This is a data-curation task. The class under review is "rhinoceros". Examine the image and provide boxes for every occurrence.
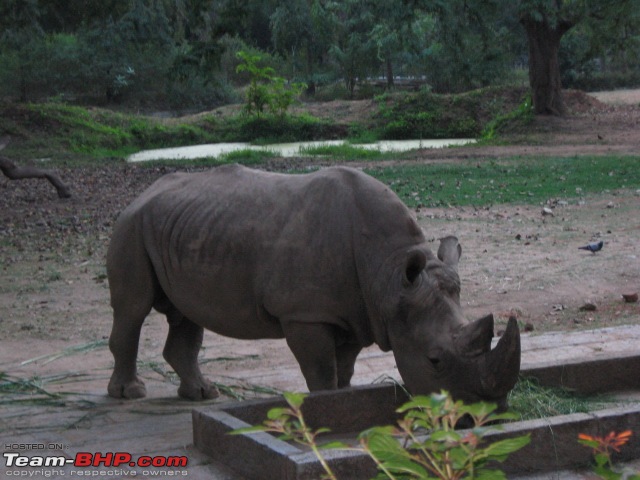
[106,164,520,407]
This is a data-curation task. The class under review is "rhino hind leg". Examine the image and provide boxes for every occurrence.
[108,309,149,399]
[162,307,219,401]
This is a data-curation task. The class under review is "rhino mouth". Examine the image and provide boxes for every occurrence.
[395,315,521,403]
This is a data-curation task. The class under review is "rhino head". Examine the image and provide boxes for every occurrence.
[387,236,520,409]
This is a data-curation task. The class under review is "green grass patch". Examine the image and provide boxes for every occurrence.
[1,102,340,162]
[216,148,277,165]
[346,124,380,144]
[218,113,340,144]
[298,143,386,160]
[509,377,617,420]
[481,94,534,140]
[0,371,91,407]
[367,155,640,208]
[138,148,277,169]
[373,85,528,140]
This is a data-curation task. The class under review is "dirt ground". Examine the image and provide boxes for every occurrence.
[1,90,639,423]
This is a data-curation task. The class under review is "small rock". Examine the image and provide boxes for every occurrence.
[524,322,534,332]
[542,207,554,216]
[579,302,597,312]
[622,293,638,303]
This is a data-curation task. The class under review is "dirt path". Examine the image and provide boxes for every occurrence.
[1,89,639,477]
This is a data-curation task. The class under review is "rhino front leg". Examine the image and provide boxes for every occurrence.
[163,310,219,401]
[336,342,362,388]
[282,321,338,391]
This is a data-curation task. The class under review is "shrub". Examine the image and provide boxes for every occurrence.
[232,390,530,480]
[235,51,306,117]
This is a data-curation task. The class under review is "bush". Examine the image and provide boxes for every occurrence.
[232,390,530,480]
[235,50,306,117]
[221,113,340,143]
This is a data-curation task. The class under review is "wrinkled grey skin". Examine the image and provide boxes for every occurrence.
[107,165,520,405]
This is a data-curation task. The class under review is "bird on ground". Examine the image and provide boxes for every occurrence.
[578,240,604,254]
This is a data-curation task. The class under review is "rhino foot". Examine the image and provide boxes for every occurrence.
[108,377,147,399]
[178,380,219,401]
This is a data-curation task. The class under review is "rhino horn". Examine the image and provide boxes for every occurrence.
[478,317,521,397]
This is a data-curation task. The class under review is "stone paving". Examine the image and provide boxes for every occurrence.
[2,324,639,479]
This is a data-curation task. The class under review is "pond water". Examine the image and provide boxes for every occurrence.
[127,138,475,162]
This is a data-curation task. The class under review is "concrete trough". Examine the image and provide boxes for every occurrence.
[193,351,640,479]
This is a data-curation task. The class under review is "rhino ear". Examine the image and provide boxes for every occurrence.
[437,236,462,270]
[403,247,427,287]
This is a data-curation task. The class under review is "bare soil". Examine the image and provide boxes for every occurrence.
[1,89,639,401]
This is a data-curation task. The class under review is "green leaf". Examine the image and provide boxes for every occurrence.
[359,425,398,440]
[319,441,349,450]
[229,425,268,435]
[487,411,520,423]
[378,458,431,477]
[475,468,507,480]
[366,432,406,456]
[578,438,601,449]
[430,429,462,443]
[594,464,623,480]
[462,401,497,418]
[483,435,531,458]
[283,391,307,408]
[267,407,291,420]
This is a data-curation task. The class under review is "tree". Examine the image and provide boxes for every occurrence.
[519,1,575,114]
[409,0,518,93]
[270,0,333,93]
[327,0,379,97]
[0,0,45,101]
[518,0,634,115]
[368,0,423,89]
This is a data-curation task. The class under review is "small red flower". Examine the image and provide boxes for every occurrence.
[609,430,632,451]
[578,430,633,454]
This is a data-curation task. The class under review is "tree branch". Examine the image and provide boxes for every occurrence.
[0,156,72,199]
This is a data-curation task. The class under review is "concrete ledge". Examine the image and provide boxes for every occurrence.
[495,405,640,475]
[521,350,640,393]
[193,385,640,479]
[193,384,407,480]
[194,328,640,479]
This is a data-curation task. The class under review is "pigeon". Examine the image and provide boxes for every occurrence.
[578,240,603,254]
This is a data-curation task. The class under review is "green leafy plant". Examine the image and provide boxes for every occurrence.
[359,392,530,479]
[232,390,530,480]
[578,430,640,480]
[481,94,533,140]
[231,391,341,480]
[235,51,306,117]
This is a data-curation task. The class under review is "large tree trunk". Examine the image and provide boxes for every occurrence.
[386,58,394,89]
[521,15,573,115]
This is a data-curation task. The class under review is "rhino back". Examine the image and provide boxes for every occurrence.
[111,165,423,342]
